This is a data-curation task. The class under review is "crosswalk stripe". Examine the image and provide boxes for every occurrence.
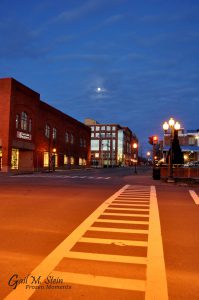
[50,270,146,291]
[95,218,149,225]
[78,237,148,247]
[63,251,147,264]
[189,190,199,205]
[106,207,149,212]
[102,212,149,217]
[89,226,148,234]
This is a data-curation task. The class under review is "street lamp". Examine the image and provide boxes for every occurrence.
[133,142,138,174]
[163,117,181,182]
[52,148,57,171]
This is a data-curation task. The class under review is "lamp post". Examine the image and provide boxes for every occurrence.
[52,148,56,171]
[163,117,181,182]
[133,142,138,174]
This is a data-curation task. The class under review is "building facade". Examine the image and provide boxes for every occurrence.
[163,128,199,162]
[85,118,138,167]
[0,78,90,173]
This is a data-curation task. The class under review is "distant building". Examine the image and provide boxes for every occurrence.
[163,128,199,162]
[84,118,138,167]
[0,78,90,173]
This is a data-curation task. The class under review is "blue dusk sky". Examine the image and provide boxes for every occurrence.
[0,0,199,153]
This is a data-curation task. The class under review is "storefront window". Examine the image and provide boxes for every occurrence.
[11,149,19,169]
[70,156,75,164]
[0,148,2,170]
[44,152,49,167]
[79,158,83,165]
[64,155,69,164]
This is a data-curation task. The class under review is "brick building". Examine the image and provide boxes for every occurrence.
[84,118,138,167]
[0,78,90,173]
[163,128,199,162]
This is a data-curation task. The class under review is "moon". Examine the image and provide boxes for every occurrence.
[97,87,101,92]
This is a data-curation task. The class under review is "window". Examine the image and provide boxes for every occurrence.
[102,139,110,151]
[101,126,105,130]
[70,156,75,164]
[112,126,116,131]
[16,115,19,129]
[107,126,111,131]
[91,133,95,138]
[189,137,195,145]
[52,128,57,140]
[65,132,69,143]
[79,158,83,165]
[84,139,86,147]
[91,126,94,131]
[44,152,49,167]
[80,138,83,147]
[83,158,87,165]
[71,134,74,144]
[11,149,19,170]
[91,140,99,150]
[45,124,50,138]
[96,126,100,131]
[29,119,32,132]
[112,139,116,150]
[21,112,28,131]
[64,155,69,164]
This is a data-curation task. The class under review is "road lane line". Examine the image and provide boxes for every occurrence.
[53,270,145,291]
[3,185,130,300]
[88,227,148,234]
[63,251,147,264]
[50,271,146,292]
[145,186,168,300]
[78,237,148,247]
[189,190,199,205]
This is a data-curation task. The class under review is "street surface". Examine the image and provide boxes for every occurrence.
[0,167,199,300]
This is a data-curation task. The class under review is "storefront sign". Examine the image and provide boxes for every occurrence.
[17,131,32,140]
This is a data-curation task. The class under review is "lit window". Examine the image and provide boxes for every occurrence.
[91,126,94,131]
[79,158,83,165]
[44,152,49,167]
[91,140,99,150]
[45,124,50,138]
[70,156,75,164]
[11,149,19,169]
[16,114,19,129]
[96,126,100,131]
[112,126,116,131]
[21,112,28,131]
[52,128,57,140]
[107,126,111,131]
[83,158,87,165]
[64,155,69,164]
[101,126,105,130]
[91,133,95,137]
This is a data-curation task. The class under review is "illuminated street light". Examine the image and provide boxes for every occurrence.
[132,142,138,174]
[163,118,181,182]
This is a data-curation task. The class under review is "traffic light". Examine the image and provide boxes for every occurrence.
[148,135,158,145]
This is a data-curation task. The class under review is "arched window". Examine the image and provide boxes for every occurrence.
[16,114,19,129]
[45,124,50,138]
[21,112,28,131]
[65,132,69,143]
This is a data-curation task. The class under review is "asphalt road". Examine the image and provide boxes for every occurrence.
[0,167,199,300]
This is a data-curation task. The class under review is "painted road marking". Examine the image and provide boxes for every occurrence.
[51,270,146,292]
[4,185,168,300]
[11,175,111,180]
[78,237,148,247]
[189,190,199,205]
